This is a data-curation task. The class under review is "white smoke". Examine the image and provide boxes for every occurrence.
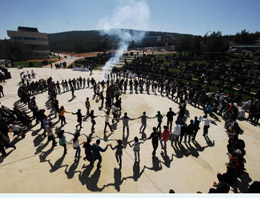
[97,0,150,70]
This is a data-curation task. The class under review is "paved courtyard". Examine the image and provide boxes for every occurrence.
[0,67,259,193]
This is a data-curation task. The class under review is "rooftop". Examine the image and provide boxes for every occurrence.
[17,26,39,33]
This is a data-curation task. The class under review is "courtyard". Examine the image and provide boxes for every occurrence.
[0,67,259,193]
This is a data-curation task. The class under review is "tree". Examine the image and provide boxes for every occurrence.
[176,35,193,54]
[235,29,257,45]
[74,43,85,53]
[190,36,202,56]
[202,31,229,53]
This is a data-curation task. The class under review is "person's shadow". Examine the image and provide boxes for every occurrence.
[185,142,199,158]
[124,161,145,182]
[9,135,23,146]
[47,154,67,173]
[104,132,113,142]
[31,127,42,136]
[85,168,105,192]
[33,133,45,147]
[78,164,94,185]
[68,95,76,102]
[210,120,218,126]
[210,113,220,122]
[64,157,80,179]
[52,119,60,127]
[105,167,126,192]
[171,143,184,158]
[204,136,215,147]
[39,146,54,162]
[0,150,14,164]
[145,156,162,171]
[35,140,49,154]
[122,131,129,146]
[160,152,174,168]
[192,139,206,152]
[179,143,190,157]
[87,128,95,140]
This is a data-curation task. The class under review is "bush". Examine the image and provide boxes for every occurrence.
[41,60,48,65]
[29,62,34,67]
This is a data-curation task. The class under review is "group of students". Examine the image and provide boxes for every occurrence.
[124,53,260,98]
[0,102,30,155]
[46,102,213,171]
[208,117,246,193]
[116,54,260,126]
[1,67,258,193]
[39,71,259,193]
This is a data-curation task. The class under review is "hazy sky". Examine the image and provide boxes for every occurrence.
[1,0,259,39]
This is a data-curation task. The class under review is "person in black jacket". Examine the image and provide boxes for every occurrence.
[72,109,84,129]
[166,107,176,131]
[209,174,230,193]
[92,139,109,168]
[82,138,93,165]
[193,116,200,141]
[0,85,4,98]
[146,127,161,156]
[185,120,194,143]
[179,121,187,144]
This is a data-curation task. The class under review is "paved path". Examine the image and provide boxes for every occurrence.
[45,53,84,68]
[0,68,259,193]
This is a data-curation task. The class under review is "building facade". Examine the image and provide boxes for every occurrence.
[7,26,50,59]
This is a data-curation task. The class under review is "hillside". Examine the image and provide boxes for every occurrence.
[47,29,192,52]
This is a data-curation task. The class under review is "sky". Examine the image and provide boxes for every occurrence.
[0,0,259,39]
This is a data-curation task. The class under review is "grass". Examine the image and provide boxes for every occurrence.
[94,64,104,69]
[13,60,56,68]
[178,60,205,65]
[168,68,181,73]
[69,63,104,69]
[154,53,176,58]
[14,61,42,67]
[253,55,260,61]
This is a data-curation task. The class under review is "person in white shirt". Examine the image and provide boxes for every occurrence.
[46,122,57,147]
[171,121,181,146]
[129,137,144,162]
[200,115,211,136]
[9,123,25,138]
[118,112,135,134]
[70,133,81,158]
[102,111,113,133]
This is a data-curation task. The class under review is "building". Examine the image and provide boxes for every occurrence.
[7,26,50,59]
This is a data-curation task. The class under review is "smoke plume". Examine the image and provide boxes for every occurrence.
[97,0,150,70]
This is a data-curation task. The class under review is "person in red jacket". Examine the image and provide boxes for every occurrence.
[160,125,171,151]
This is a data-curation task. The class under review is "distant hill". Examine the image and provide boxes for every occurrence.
[47,29,193,52]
